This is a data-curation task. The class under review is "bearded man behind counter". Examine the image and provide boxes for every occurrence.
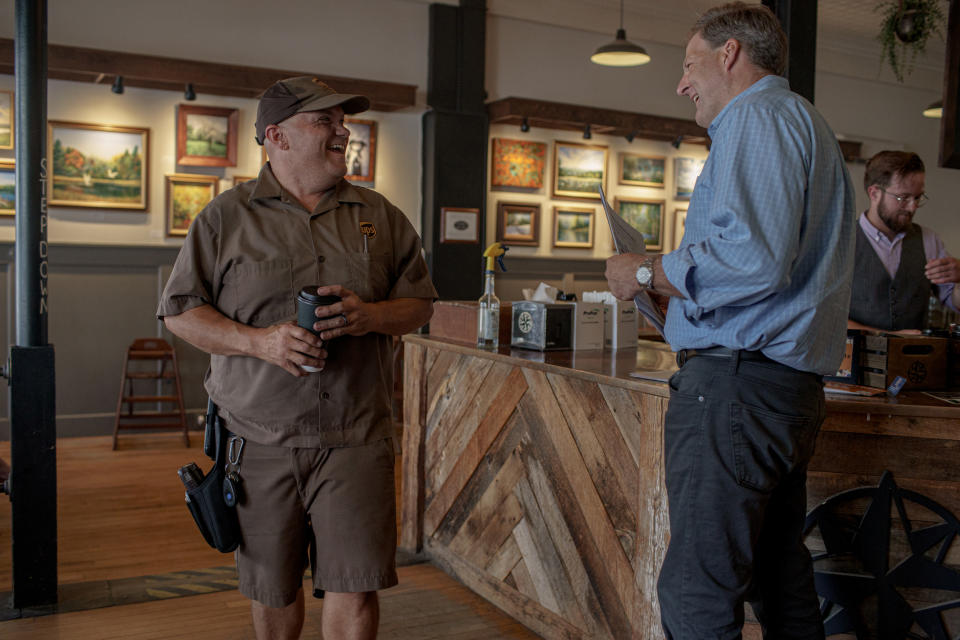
[157,77,436,640]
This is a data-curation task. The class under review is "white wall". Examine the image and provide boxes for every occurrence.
[486,13,960,255]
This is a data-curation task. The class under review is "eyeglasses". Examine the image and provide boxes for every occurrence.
[879,188,929,207]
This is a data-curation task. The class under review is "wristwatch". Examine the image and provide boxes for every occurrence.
[635,256,655,290]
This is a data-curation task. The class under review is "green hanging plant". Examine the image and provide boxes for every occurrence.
[876,0,946,82]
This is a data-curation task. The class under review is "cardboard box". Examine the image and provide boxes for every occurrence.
[560,301,604,350]
[825,330,862,384]
[429,300,512,346]
[511,302,573,351]
[603,300,639,350]
[859,335,948,390]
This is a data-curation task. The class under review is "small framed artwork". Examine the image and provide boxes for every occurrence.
[673,208,688,250]
[177,104,238,167]
[0,90,12,150]
[344,118,377,183]
[674,157,706,200]
[0,159,14,216]
[440,207,479,244]
[48,121,149,210]
[616,198,664,251]
[491,138,547,189]
[619,153,665,188]
[553,141,608,200]
[553,206,595,249]
[232,175,256,186]
[496,202,540,246]
[165,174,219,237]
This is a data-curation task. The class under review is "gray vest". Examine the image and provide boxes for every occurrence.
[849,222,932,331]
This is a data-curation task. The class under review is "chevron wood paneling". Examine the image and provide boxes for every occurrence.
[402,338,670,640]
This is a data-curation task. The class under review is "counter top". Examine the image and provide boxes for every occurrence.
[404,334,960,420]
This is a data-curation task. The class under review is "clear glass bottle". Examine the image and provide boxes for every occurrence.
[477,270,500,350]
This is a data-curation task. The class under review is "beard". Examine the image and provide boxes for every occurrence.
[876,196,913,235]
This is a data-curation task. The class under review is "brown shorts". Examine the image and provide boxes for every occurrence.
[232,436,398,608]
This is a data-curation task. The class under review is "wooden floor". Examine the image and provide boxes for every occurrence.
[0,433,540,639]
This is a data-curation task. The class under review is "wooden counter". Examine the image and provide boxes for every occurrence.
[399,335,960,640]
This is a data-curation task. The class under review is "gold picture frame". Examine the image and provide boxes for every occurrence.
[553,141,608,200]
[0,90,12,151]
[0,158,14,216]
[552,205,595,248]
[165,173,219,237]
[48,120,149,210]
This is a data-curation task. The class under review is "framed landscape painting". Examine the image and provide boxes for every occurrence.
[0,90,12,150]
[166,174,219,237]
[553,206,594,248]
[673,208,688,250]
[177,104,238,167]
[619,153,665,188]
[344,118,377,183]
[491,138,547,189]
[48,121,149,209]
[0,159,14,216]
[553,141,607,200]
[674,156,706,200]
[496,201,539,246]
[616,198,664,251]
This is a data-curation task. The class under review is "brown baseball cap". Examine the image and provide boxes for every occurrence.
[254,76,370,145]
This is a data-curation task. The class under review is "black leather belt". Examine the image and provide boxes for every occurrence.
[675,346,773,367]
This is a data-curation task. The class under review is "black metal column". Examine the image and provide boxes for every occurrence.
[762,0,817,103]
[9,0,57,612]
[422,0,488,300]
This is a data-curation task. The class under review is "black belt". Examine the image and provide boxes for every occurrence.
[675,346,773,367]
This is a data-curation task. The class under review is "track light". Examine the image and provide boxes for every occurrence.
[520,117,530,133]
[184,83,197,101]
[111,75,124,95]
[583,124,592,140]
[626,131,636,143]
[671,135,683,149]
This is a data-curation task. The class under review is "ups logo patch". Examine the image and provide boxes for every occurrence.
[360,222,376,238]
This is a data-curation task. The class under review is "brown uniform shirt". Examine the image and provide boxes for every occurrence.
[157,165,437,447]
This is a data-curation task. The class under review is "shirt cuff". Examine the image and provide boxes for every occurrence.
[661,249,694,301]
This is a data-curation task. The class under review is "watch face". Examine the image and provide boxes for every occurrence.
[636,266,653,286]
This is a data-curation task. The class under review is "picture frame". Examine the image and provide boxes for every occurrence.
[619,153,665,188]
[176,104,238,167]
[232,175,256,187]
[440,207,479,244]
[0,90,12,150]
[674,156,706,200]
[0,159,14,216]
[48,120,149,210]
[344,117,377,183]
[496,202,540,246]
[553,206,595,249]
[491,138,547,189]
[673,208,688,251]
[165,173,219,237]
[616,197,664,251]
[553,141,608,200]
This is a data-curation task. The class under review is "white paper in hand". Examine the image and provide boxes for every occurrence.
[599,185,666,335]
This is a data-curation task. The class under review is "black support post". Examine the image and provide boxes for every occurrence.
[421,0,488,300]
[9,0,58,612]
[762,0,817,103]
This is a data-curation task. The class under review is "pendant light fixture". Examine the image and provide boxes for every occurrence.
[922,99,942,118]
[591,0,650,67]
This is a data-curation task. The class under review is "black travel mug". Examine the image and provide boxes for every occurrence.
[296,286,341,372]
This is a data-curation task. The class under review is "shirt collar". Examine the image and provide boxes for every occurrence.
[707,74,786,137]
[859,211,903,247]
[250,163,365,212]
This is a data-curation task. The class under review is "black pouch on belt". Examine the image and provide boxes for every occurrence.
[178,398,241,553]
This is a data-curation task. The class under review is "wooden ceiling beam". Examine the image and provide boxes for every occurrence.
[487,96,709,144]
[0,38,417,111]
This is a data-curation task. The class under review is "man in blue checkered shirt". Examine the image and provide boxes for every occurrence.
[606,3,855,638]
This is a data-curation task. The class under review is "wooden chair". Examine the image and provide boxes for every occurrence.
[112,338,189,450]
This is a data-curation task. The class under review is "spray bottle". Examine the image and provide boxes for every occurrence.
[478,242,509,350]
